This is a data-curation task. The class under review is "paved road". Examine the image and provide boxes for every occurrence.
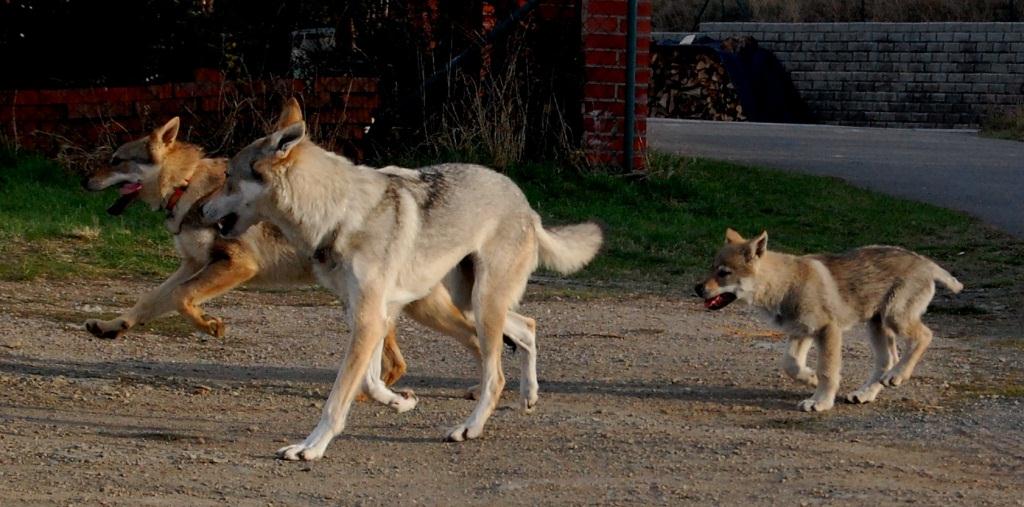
[648,118,1024,237]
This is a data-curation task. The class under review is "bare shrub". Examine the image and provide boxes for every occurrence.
[424,46,577,171]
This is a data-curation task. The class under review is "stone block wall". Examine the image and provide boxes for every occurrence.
[699,22,1024,128]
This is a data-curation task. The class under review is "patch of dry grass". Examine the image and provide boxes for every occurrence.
[982,106,1024,142]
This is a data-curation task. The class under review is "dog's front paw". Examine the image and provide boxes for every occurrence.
[84,318,130,340]
[797,397,834,412]
[880,369,907,387]
[445,423,484,442]
[200,314,226,338]
[783,366,818,387]
[797,373,819,388]
[845,384,883,404]
[464,384,481,400]
[276,443,325,461]
[521,393,538,413]
[389,389,418,413]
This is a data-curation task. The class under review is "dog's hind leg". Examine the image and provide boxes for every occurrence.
[446,275,509,442]
[881,283,935,387]
[846,318,898,404]
[404,284,482,361]
[881,320,933,387]
[84,261,201,339]
[277,283,388,461]
[404,284,483,398]
[782,335,818,387]
[798,324,842,412]
[502,312,539,412]
[447,229,536,442]
[171,247,259,338]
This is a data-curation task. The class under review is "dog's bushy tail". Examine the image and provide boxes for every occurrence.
[533,218,603,275]
[931,263,964,294]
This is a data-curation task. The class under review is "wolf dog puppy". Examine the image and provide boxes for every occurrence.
[695,229,962,412]
[201,105,603,460]
[81,104,509,390]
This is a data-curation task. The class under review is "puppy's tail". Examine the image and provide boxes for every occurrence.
[533,217,603,275]
[931,263,963,294]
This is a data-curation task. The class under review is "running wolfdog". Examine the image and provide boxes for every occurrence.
[201,105,603,460]
[696,229,962,412]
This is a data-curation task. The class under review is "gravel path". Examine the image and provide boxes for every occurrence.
[0,279,1021,505]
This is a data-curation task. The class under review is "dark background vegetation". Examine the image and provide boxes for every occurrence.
[0,1,582,166]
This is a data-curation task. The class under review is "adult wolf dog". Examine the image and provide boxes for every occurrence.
[81,104,513,390]
[201,106,603,461]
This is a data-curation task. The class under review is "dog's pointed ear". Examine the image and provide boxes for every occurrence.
[749,230,768,259]
[273,98,304,131]
[154,117,180,146]
[725,228,745,245]
[268,121,306,158]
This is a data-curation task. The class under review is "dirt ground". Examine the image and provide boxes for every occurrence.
[0,277,1022,506]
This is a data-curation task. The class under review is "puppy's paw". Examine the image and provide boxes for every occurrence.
[464,384,481,400]
[276,443,324,461]
[389,389,418,413]
[84,319,129,340]
[445,423,484,442]
[797,398,834,412]
[881,370,907,387]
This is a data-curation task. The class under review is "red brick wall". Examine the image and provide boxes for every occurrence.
[0,69,378,156]
[582,0,650,170]
[2,3,650,171]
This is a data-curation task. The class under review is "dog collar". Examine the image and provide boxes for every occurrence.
[165,179,190,213]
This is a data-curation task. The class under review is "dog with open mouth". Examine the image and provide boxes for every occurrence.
[200,105,603,460]
[80,106,528,396]
[695,228,962,412]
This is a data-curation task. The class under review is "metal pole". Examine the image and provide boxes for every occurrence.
[624,0,638,172]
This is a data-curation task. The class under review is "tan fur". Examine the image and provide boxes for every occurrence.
[697,229,962,412]
[82,114,491,390]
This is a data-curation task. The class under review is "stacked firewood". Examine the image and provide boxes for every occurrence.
[649,45,745,121]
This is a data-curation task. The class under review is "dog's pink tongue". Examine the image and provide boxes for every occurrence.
[704,295,724,309]
[704,292,736,310]
[120,182,143,195]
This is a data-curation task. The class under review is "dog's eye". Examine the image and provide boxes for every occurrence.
[110,156,125,165]
[717,268,731,278]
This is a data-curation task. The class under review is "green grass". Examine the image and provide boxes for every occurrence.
[0,151,176,280]
[1,149,1022,296]
[511,152,1018,289]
